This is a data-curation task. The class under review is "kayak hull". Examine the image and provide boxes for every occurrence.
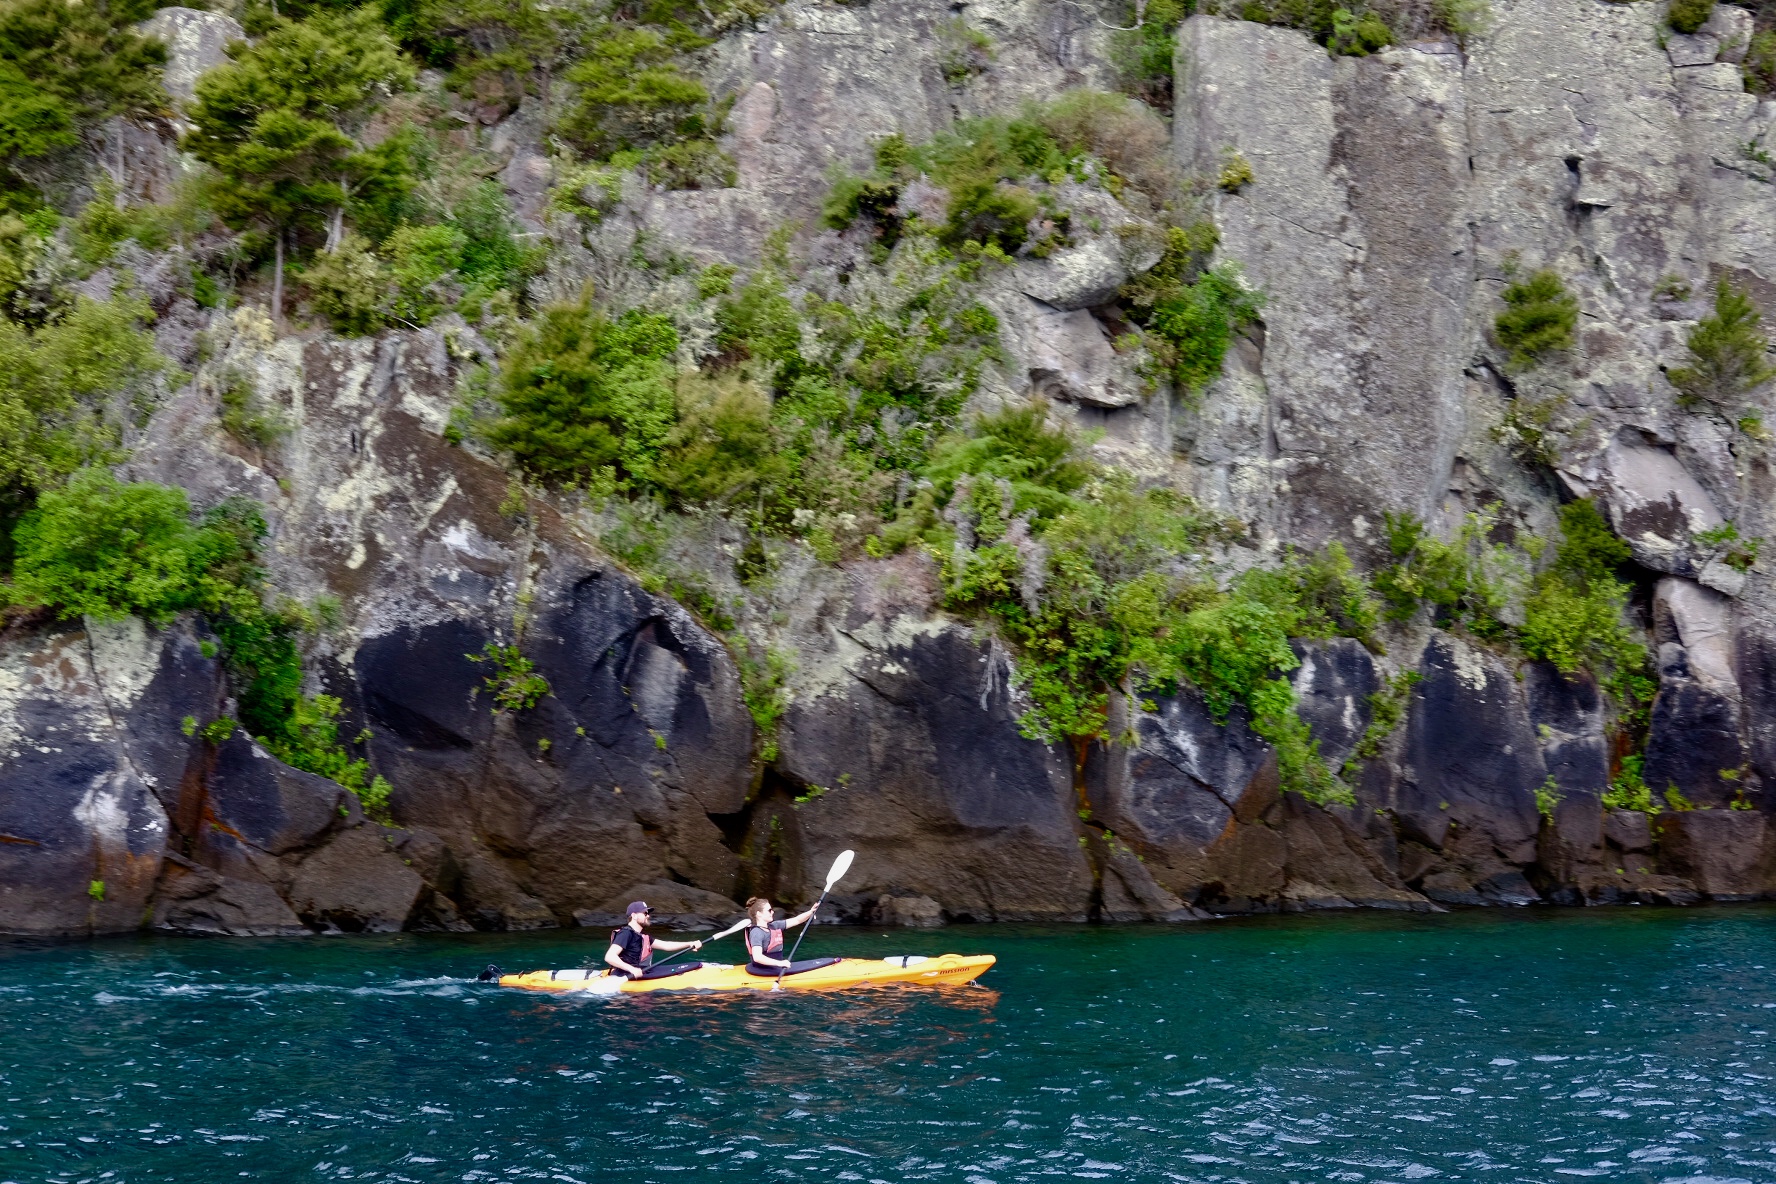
[496,954,995,994]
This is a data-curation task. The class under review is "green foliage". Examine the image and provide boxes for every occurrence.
[1373,510,1514,637]
[184,10,415,246]
[0,0,166,194]
[739,641,793,762]
[1601,753,1654,812]
[358,773,393,824]
[1328,7,1394,54]
[1431,0,1491,43]
[217,369,286,453]
[1535,775,1562,821]
[1343,669,1421,775]
[1667,0,1714,35]
[87,878,104,901]
[936,17,993,85]
[1519,500,1648,718]
[556,22,734,190]
[1668,279,1776,410]
[468,641,550,711]
[1217,150,1253,192]
[1495,269,1577,369]
[0,296,166,516]
[1663,785,1695,812]
[1148,264,1264,396]
[486,300,679,488]
[1695,520,1761,573]
[1492,391,1568,468]
[1108,0,1189,109]
[6,470,246,622]
[70,181,169,267]
[1746,30,1776,94]
[303,232,388,335]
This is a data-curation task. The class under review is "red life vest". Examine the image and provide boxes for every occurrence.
[611,927,653,970]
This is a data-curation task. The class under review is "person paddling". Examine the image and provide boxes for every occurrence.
[605,901,705,980]
[743,896,840,978]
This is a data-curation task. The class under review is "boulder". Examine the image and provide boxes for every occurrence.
[869,893,946,928]
[0,624,173,936]
[284,825,425,932]
[150,857,309,936]
[1656,811,1773,899]
[777,616,1094,920]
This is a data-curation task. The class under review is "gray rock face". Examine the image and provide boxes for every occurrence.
[141,7,244,108]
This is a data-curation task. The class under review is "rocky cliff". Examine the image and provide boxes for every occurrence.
[5,0,1776,938]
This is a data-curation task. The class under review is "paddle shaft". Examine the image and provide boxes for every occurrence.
[604,918,745,974]
[775,892,829,986]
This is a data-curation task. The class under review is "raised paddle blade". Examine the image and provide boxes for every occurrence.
[823,848,856,891]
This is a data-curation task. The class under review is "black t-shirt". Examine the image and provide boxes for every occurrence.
[746,920,788,967]
[610,926,653,972]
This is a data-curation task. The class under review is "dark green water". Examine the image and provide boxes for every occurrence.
[4,908,1775,1183]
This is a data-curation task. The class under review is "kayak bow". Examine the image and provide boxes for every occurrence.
[496,954,995,994]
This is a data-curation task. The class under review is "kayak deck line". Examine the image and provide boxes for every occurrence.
[495,953,996,994]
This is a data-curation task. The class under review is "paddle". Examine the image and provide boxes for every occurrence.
[776,848,856,989]
[634,916,748,973]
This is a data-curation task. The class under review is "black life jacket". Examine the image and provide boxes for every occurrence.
[611,926,653,971]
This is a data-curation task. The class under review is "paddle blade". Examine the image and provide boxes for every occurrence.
[823,848,856,891]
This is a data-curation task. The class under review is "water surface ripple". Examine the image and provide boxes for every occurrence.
[3,907,1774,1182]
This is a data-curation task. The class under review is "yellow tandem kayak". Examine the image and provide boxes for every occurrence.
[496,954,995,995]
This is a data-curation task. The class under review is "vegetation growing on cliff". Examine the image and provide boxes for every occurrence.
[1668,278,1776,410]
[1494,268,1577,370]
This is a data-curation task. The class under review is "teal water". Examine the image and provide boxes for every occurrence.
[3,908,1775,1183]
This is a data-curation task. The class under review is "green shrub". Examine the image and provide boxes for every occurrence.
[739,641,794,762]
[386,222,466,323]
[1432,0,1491,43]
[654,371,790,508]
[303,233,389,335]
[936,17,993,84]
[1602,753,1654,813]
[1108,0,1188,109]
[1746,30,1776,93]
[69,181,172,267]
[942,179,1040,253]
[1328,7,1393,54]
[1372,510,1513,637]
[468,641,551,711]
[560,26,713,159]
[1668,279,1776,409]
[0,0,166,190]
[1239,541,1382,649]
[1695,520,1761,573]
[217,369,286,453]
[1668,0,1714,35]
[0,295,167,515]
[7,470,239,621]
[1148,264,1265,395]
[486,300,679,488]
[1495,269,1577,369]
[1342,669,1421,775]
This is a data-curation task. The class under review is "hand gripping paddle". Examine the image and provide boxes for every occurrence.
[776,848,855,988]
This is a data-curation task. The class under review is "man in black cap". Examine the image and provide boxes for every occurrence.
[603,900,706,980]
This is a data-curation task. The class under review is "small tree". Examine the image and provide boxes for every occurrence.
[0,0,167,207]
[1668,278,1776,409]
[183,10,414,321]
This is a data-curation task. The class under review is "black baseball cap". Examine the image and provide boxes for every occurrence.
[625,901,651,916]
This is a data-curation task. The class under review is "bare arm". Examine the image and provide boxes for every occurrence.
[653,938,704,953]
[783,907,817,928]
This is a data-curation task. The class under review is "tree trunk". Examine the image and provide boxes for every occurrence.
[325,203,344,253]
[272,230,285,326]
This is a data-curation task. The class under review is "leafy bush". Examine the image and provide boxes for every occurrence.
[1668,279,1776,409]
[0,295,167,516]
[1328,6,1394,54]
[1147,264,1265,395]
[303,233,388,335]
[1108,0,1189,110]
[184,9,415,287]
[936,16,993,84]
[1431,0,1491,43]
[943,179,1040,253]
[6,470,248,621]
[1495,269,1576,369]
[1372,510,1513,637]
[1602,753,1654,813]
[468,641,551,711]
[486,300,679,488]
[1668,0,1714,35]
[0,0,166,198]
[1746,30,1776,93]
[560,26,714,160]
